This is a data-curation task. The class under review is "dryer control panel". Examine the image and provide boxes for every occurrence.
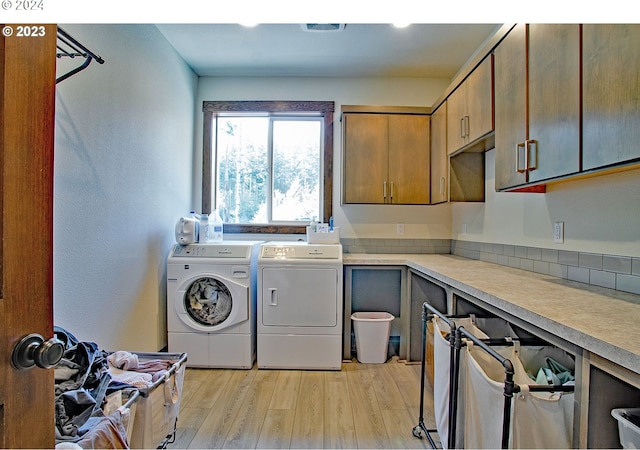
[260,242,342,260]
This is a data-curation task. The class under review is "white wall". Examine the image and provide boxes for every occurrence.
[54,24,198,350]
[196,76,452,239]
[453,149,640,257]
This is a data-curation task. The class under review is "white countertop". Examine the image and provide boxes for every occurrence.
[344,253,640,375]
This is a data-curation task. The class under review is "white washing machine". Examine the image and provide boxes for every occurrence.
[167,241,262,368]
[257,241,343,370]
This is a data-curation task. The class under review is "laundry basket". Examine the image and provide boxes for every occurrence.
[128,352,187,449]
[433,316,481,449]
[461,333,575,449]
[612,408,640,449]
[432,315,516,449]
[104,388,140,444]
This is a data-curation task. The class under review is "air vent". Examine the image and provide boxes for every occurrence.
[301,24,346,32]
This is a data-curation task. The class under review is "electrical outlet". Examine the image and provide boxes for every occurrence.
[396,223,405,235]
[553,221,564,244]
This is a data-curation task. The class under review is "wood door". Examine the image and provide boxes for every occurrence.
[494,23,528,190]
[583,24,640,171]
[528,24,580,183]
[342,113,388,204]
[446,83,466,154]
[388,114,430,204]
[1,25,56,448]
[430,104,448,204]
[465,55,494,143]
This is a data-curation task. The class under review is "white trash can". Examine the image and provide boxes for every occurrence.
[351,312,395,363]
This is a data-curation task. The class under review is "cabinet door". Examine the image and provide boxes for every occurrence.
[494,24,527,190]
[388,114,430,204]
[528,24,580,183]
[343,113,388,203]
[465,56,494,143]
[430,104,448,204]
[583,24,640,171]
[446,84,467,154]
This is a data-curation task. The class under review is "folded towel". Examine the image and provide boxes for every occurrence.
[108,351,139,371]
[137,359,173,373]
[108,367,151,389]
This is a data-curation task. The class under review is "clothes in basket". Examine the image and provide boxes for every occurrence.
[122,351,187,449]
[53,327,138,448]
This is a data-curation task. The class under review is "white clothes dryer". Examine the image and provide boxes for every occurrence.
[257,241,343,370]
[167,241,262,368]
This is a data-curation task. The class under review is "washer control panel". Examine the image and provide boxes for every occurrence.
[172,244,250,259]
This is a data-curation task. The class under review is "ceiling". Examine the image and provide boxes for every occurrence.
[156,24,501,78]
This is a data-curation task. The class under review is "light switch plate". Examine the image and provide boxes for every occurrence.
[553,222,564,243]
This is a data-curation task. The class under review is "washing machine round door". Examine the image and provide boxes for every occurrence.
[185,277,233,325]
[176,274,249,332]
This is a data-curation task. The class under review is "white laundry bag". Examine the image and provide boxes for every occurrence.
[462,342,574,449]
[433,316,490,449]
[510,346,575,449]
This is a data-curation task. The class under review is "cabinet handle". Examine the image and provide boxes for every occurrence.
[383,181,387,200]
[516,142,527,173]
[460,117,465,139]
[440,176,445,195]
[526,139,538,171]
[464,115,470,138]
[390,181,394,200]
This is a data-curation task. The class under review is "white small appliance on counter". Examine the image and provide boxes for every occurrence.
[174,216,199,244]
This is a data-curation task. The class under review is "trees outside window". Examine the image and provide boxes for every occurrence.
[202,101,334,234]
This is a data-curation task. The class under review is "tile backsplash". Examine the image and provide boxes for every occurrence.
[341,237,640,296]
[451,240,640,296]
[341,238,451,255]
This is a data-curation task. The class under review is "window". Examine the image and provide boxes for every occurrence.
[202,101,334,234]
[216,116,322,223]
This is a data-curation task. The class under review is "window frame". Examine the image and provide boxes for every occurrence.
[202,100,335,235]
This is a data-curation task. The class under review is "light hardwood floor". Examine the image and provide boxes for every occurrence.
[168,358,440,449]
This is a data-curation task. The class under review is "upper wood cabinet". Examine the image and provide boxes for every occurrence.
[494,24,581,191]
[430,103,448,204]
[446,56,494,155]
[342,110,430,204]
[583,24,640,171]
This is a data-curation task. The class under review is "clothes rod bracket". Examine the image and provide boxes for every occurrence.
[56,26,105,84]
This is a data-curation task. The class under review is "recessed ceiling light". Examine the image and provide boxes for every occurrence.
[239,23,259,28]
[391,23,411,29]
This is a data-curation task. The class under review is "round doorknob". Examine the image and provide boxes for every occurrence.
[11,333,65,370]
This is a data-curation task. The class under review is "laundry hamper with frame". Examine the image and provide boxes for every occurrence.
[412,302,574,449]
[457,326,575,449]
[413,302,518,449]
[128,352,187,449]
[432,313,518,449]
